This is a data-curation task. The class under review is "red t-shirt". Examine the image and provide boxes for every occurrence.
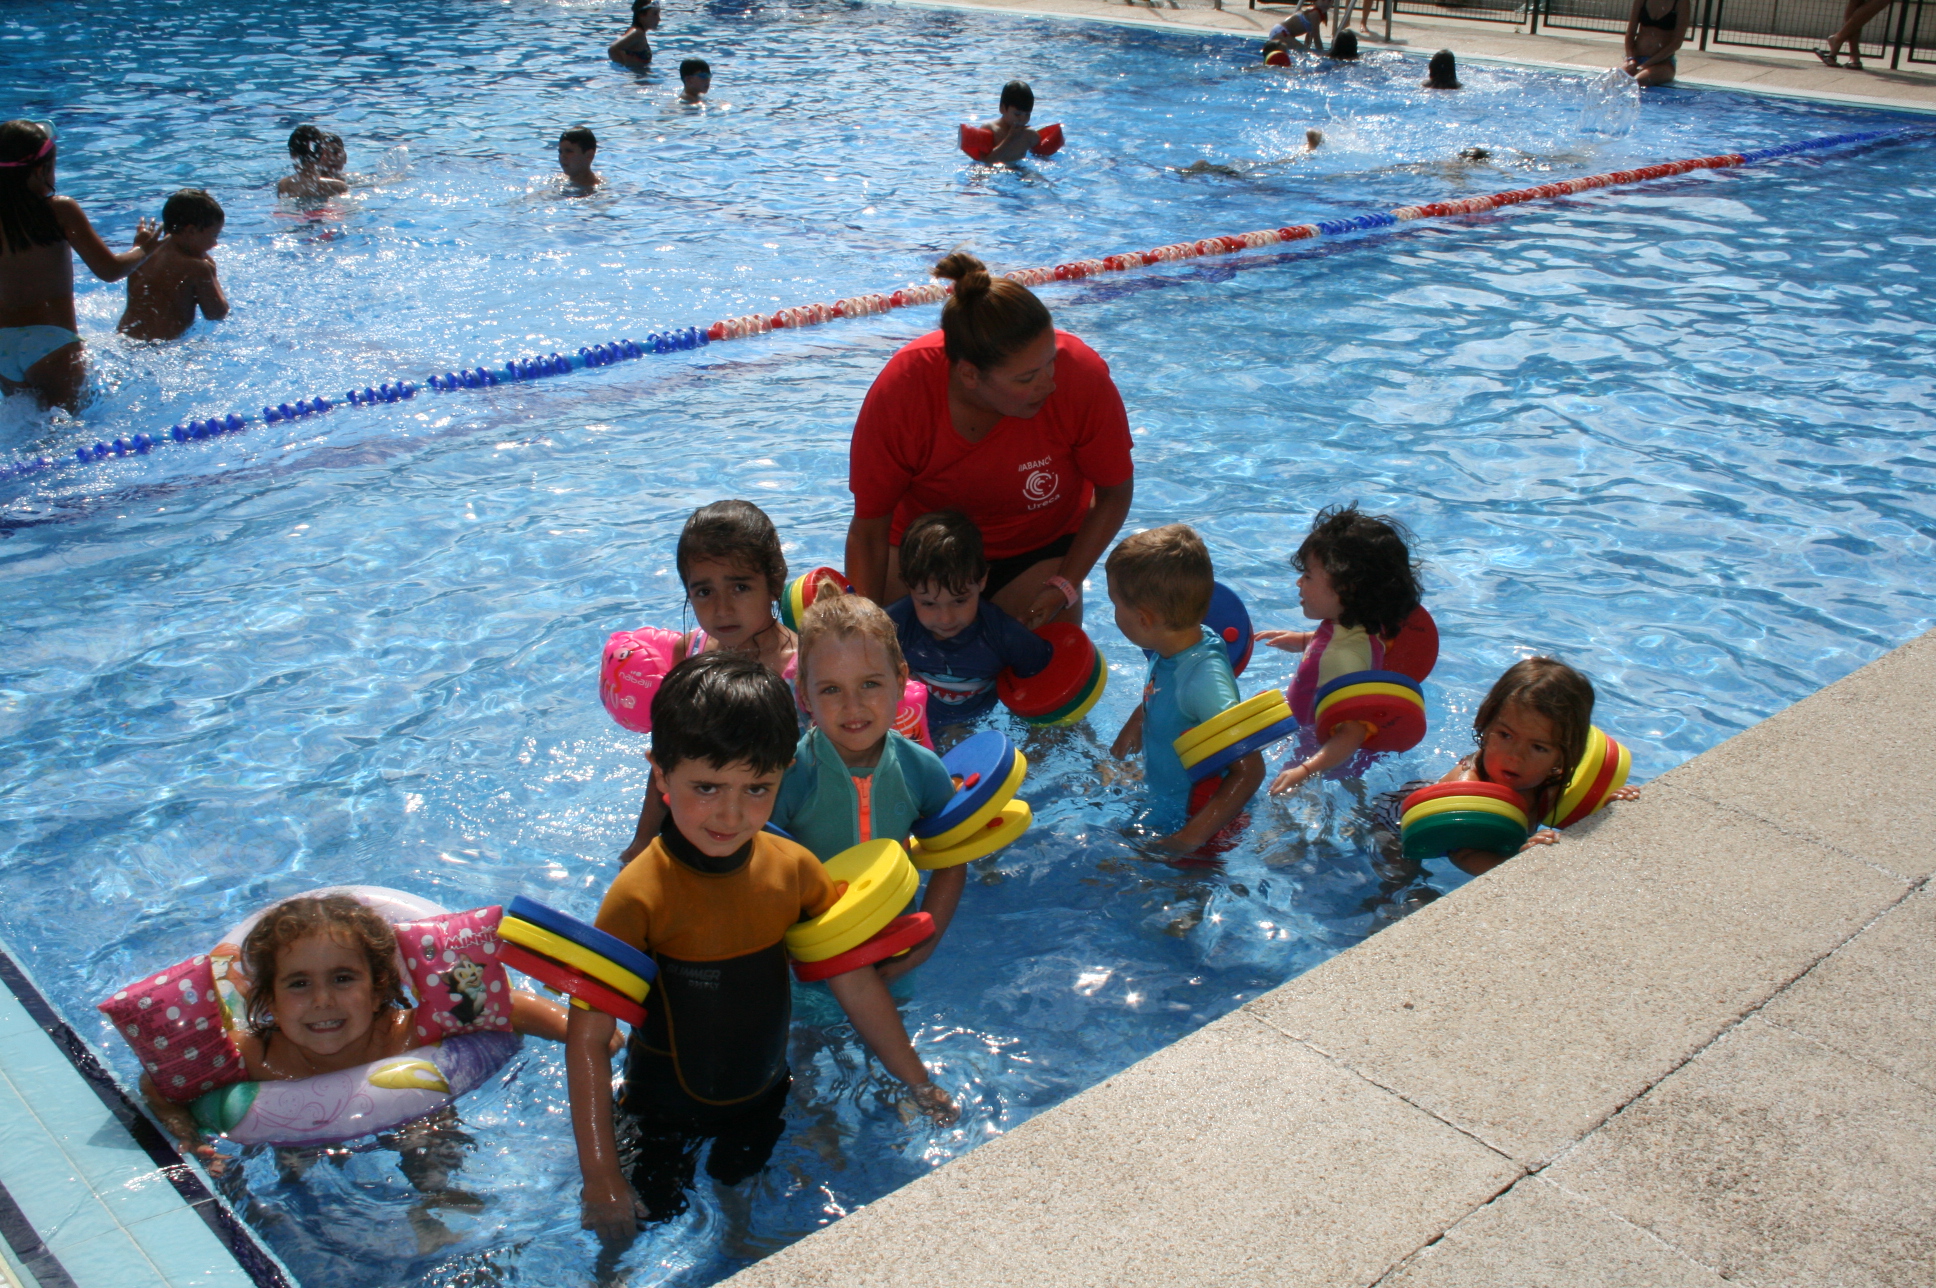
[848,330,1135,558]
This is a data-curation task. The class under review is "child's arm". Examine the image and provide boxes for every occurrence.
[566,1005,645,1246]
[618,789,666,864]
[511,989,625,1052]
[1159,750,1264,852]
[875,865,962,982]
[195,259,229,322]
[1254,629,1314,653]
[1269,721,1370,794]
[51,197,159,282]
[1111,704,1146,758]
[823,968,958,1124]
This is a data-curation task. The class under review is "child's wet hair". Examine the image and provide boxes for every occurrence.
[650,651,798,776]
[287,124,328,163]
[1473,657,1596,793]
[797,593,906,690]
[559,127,598,151]
[1106,524,1214,630]
[1293,505,1422,639]
[161,189,223,234]
[675,499,788,600]
[900,510,988,597]
[932,251,1052,371]
[0,120,61,255]
[1426,49,1461,88]
[241,894,408,1037]
[1329,29,1360,60]
[999,80,1034,114]
[679,58,710,79]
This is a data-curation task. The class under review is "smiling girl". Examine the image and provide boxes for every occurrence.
[1434,658,1642,875]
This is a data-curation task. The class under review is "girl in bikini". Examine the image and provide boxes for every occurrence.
[1621,0,1687,87]
[0,120,158,411]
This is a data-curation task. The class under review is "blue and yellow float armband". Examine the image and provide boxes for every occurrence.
[1174,690,1300,783]
[498,896,657,1026]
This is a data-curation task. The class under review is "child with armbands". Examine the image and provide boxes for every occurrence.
[1106,525,1266,853]
[570,653,951,1244]
[1260,505,1424,794]
[613,499,828,860]
[959,80,1064,165]
[888,510,1053,730]
[1425,657,1640,876]
[769,596,963,1088]
[137,892,596,1167]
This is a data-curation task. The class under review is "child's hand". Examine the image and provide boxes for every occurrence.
[1268,761,1313,795]
[1255,629,1314,653]
[1519,827,1561,852]
[910,1081,960,1126]
[132,216,160,253]
[580,1175,647,1247]
[1610,785,1641,802]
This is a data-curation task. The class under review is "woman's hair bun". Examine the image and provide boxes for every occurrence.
[933,251,992,299]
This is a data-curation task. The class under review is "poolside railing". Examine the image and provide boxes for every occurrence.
[1239,0,1935,69]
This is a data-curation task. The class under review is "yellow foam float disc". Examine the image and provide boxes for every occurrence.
[923,749,1027,851]
[1548,726,1610,826]
[498,918,652,1001]
[1172,691,1288,759]
[1178,697,1296,769]
[785,840,919,959]
[1400,794,1529,829]
[910,799,1032,870]
[1314,681,1426,719]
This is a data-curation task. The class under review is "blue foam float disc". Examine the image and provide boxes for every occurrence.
[912,730,1016,840]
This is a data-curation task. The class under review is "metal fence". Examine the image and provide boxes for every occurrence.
[1243,0,1934,70]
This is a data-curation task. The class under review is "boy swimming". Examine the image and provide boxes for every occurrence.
[117,189,229,342]
[0,119,159,410]
[277,125,350,201]
[558,127,602,190]
[679,58,711,103]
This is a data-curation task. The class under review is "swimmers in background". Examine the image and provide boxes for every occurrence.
[1430,658,1641,875]
[1328,29,1361,60]
[1259,506,1423,794]
[0,119,159,411]
[609,0,660,68]
[1269,0,1329,53]
[117,189,229,342]
[1425,49,1462,88]
[558,127,602,190]
[679,58,711,103]
[1306,128,1324,149]
[977,80,1044,165]
[278,125,350,201]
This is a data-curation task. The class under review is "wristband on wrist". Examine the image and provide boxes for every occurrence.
[1046,575,1078,607]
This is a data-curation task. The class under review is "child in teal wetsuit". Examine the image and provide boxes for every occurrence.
[769,592,958,1122]
[1106,525,1266,853]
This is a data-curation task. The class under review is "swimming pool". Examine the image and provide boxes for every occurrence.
[3,0,1934,1283]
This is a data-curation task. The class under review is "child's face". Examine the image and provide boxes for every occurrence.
[1296,556,1344,621]
[682,72,710,97]
[1107,579,1165,652]
[174,221,222,255]
[684,557,774,649]
[1480,701,1563,793]
[321,139,346,175]
[909,579,983,641]
[651,756,782,856]
[803,634,905,762]
[557,140,595,174]
[999,105,1032,128]
[268,931,379,1059]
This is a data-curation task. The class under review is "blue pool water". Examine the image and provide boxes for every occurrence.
[4,0,1934,1283]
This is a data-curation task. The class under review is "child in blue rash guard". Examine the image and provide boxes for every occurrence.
[772,597,967,1038]
[1106,525,1266,853]
[887,510,1053,729]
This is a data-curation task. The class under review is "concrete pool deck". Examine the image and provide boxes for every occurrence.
[887,0,1936,112]
[727,623,1936,1285]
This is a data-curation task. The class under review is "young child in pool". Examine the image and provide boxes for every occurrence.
[0,118,159,410]
[770,595,968,1024]
[887,510,1052,730]
[117,189,229,342]
[277,125,350,201]
[1107,525,1266,853]
[608,0,660,68]
[1270,0,1330,53]
[1433,657,1641,875]
[140,892,595,1157]
[557,127,602,190]
[570,653,950,1243]
[678,58,711,103]
[976,80,1044,166]
[1259,505,1423,795]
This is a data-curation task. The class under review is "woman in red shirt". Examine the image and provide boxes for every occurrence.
[844,253,1135,629]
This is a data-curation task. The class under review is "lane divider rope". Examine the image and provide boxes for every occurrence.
[5,127,1908,480]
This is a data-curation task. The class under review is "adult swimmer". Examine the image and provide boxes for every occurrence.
[844,253,1134,631]
[0,120,158,411]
